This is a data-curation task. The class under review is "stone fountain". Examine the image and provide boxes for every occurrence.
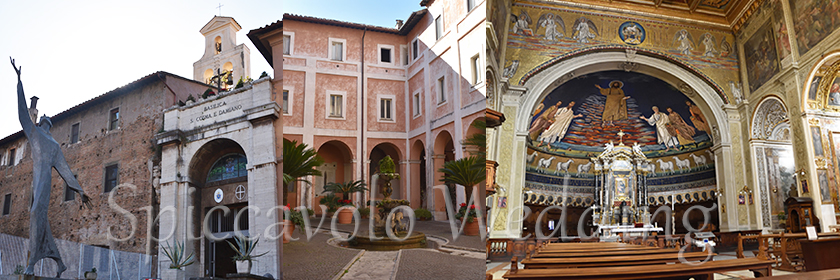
[349,156,426,250]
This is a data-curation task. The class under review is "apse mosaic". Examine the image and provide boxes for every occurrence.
[524,71,716,202]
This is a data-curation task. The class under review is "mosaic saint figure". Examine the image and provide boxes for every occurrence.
[685,101,710,134]
[572,17,598,43]
[666,107,696,145]
[538,101,583,145]
[595,81,630,127]
[702,33,717,57]
[829,83,840,106]
[511,11,533,35]
[538,13,565,41]
[674,29,695,55]
[529,101,561,140]
[11,58,92,277]
[641,106,679,151]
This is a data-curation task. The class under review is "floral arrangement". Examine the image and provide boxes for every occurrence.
[283,204,306,232]
[455,203,478,223]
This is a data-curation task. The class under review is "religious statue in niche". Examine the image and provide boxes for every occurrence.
[510,11,533,35]
[641,106,680,152]
[537,101,583,146]
[11,58,92,277]
[537,13,565,41]
[572,16,598,43]
[595,81,630,127]
[674,30,695,55]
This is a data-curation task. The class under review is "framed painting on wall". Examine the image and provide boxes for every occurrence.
[832,132,840,209]
[738,194,745,205]
[817,169,831,203]
[811,126,824,157]
[801,179,810,194]
[808,76,822,101]
[828,77,840,108]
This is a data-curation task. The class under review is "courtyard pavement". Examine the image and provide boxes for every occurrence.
[282,217,486,280]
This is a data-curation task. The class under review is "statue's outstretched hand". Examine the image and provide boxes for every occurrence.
[10,57,21,76]
[80,193,93,210]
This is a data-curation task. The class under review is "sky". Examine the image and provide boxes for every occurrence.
[284,0,423,29]
[0,0,282,137]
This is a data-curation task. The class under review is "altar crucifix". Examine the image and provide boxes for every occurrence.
[617,130,627,144]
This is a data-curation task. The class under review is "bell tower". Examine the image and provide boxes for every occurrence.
[194,16,251,87]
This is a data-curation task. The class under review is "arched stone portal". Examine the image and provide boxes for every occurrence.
[490,50,744,238]
[433,130,456,221]
[314,140,354,215]
[369,142,403,202]
[410,139,427,209]
[749,96,794,230]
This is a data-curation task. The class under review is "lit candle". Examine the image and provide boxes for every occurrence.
[671,194,675,211]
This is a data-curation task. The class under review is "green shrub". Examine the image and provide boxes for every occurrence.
[414,208,432,220]
[358,207,370,217]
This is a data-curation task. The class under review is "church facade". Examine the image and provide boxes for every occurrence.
[281,0,486,220]
[487,0,840,239]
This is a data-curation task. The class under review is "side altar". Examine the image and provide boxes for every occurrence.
[590,132,662,239]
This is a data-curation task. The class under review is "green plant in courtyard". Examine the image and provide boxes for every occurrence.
[455,203,479,223]
[161,241,196,269]
[319,193,341,213]
[414,208,432,220]
[461,120,486,158]
[438,156,485,202]
[227,235,268,273]
[323,180,368,201]
[284,204,307,233]
[282,139,324,188]
[358,207,370,218]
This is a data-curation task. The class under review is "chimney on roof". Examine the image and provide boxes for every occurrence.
[396,19,404,29]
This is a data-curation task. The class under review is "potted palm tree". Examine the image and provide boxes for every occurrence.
[439,156,486,236]
[283,204,305,243]
[323,180,368,224]
[283,139,324,211]
[227,235,268,274]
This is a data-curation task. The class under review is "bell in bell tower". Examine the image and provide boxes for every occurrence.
[193,16,251,88]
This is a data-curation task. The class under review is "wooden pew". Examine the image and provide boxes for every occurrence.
[536,245,660,253]
[503,257,775,280]
[521,251,715,269]
[531,248,681,258]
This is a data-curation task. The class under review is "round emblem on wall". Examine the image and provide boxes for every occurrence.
[235,185,246,200]
[618,21,645,45]
[214,188,224,203]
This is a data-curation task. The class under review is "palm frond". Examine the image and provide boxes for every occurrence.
[438,156,486,200]
[283,139,325,186]
[323,180,368,200]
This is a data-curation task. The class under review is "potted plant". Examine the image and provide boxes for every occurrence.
[323,180,368,224]
[227,235,268,274]
[319,193,340,214]
[283,204,305,243]
[455,203,480,236]
[161,240,195,279]
[358,207,371,219]
[84,267,97,279]
[414,208,433,221]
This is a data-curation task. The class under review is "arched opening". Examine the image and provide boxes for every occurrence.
[313,140,354,215]
[750,96,794,230]
[188,138,248,278]
[464,117,486,156]
[214,36,222,54]
[433,130,456,220]
[223,62,234,76]
[411,140,427,209]
[204,69,214,85]
[369,142,403,201]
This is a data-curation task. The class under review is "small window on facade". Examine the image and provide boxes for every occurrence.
[331,41,344,61]
[435,16,444,40]
[412,40,419,60]
[64,175,78,202]
[468,0,476,11]
[7,148,15,166]
[2,194,10,215]
[380,48,392,63]
[414,93,421,116]
[207,154,248,183]
[471,54,482,85]
[70,123,80,144]
[283,35,291,55]
[283,90,290,114]
[330,94,343,117]
[402,46,409,66]
[438,77,446,104]
[104,164,119,193]
[108,108,119,130]
[380,98,392,120]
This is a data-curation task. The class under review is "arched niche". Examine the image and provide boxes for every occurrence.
[749,96,795,230]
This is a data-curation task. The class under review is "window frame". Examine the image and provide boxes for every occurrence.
[467,0,476,12]
[7,148,15,166]
[70,122,80,144]
[471,54,482,86]
[326,90,346,119]
[282,86,293,116]
[411,38,419,61]
[328,38,347,62]
[378,44,395,65]
[104,163,119,193]
[2,193,10,216]
[401,45,409,66]
[413,91,422,118]
[378,95,396,122]
[108,107,120,131]
[435,15,444,41]
[64,174,78,202]
[283,31,294,56]
[437,76,447,105]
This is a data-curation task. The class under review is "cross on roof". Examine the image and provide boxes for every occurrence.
[217,3,224,16]
[617,130,627,144]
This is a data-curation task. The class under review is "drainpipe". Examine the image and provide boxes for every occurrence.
[360,27,367,205]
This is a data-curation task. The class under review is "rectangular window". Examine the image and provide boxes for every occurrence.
[380,48,392,63]
[413,92,421,116]
[2,194,10,215]
[64,175,78,202]
[283,35,291,55]
[282,90,290,114]
[7,148,15,166]
[468,0,476,11]
[104,164,119,193]
[70,123,80,144]
[329,94,343,117]
[108,108,119,130]
[471,54,482,85]
[402,45,409,66]
[380,98,392,120]
[412,39,419,60]
[435,16,444,40]
[438,77,446,104]
[331,41,344,61]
